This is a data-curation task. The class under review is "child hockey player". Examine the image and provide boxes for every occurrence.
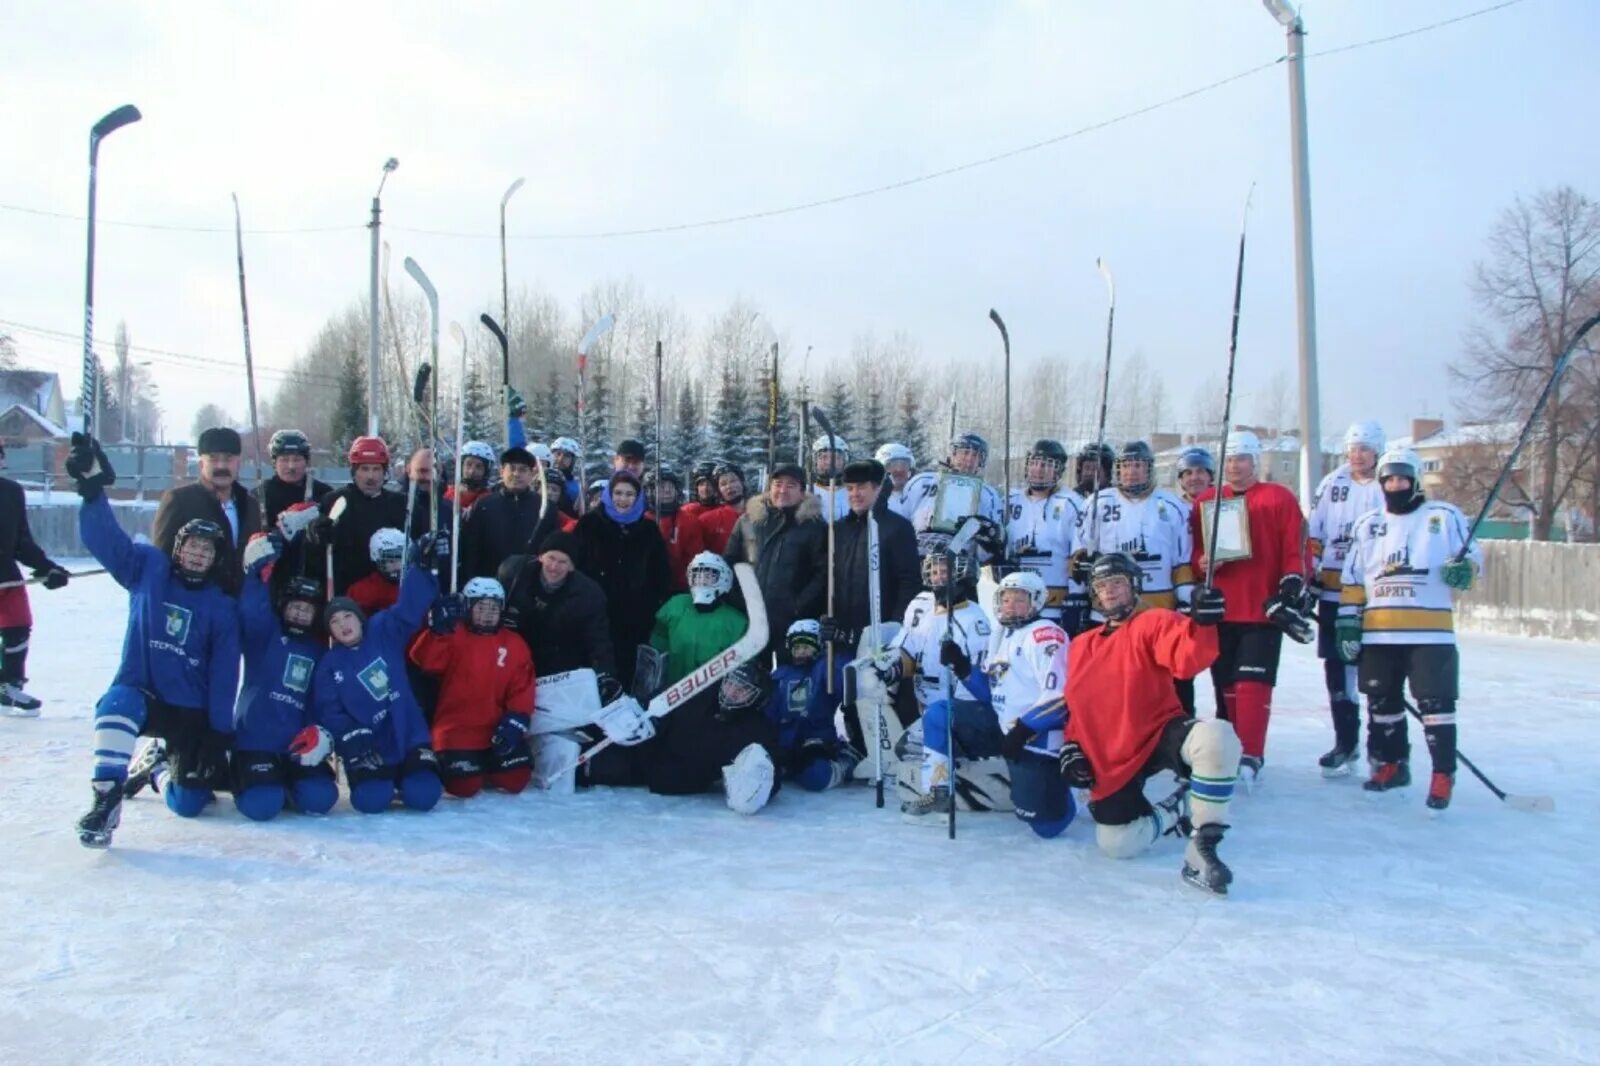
[347,527,406,615]
[649,552,748,686]
[1062,553,1239,894]
[767,620,861,791]
[409,577,537,798]
[313,531,449,814]
[68,435,241,847]
[448,440,498,516]
[0,438,71,714]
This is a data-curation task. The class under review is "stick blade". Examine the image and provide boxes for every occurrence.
[92,104,142,138]
[578,313,617,356]
[1505,793,1555,813]
[402,257,436,302]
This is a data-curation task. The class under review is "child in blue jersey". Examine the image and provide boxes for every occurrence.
[68,436,242,848]
[313,532,449,814]
[767,620,861,791]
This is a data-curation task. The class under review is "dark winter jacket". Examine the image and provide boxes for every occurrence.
[253,475,334,532]
[152,478,263,596]
[0,477,58,586]
[395,478,453,540]
[829,505,921,639]
[571,507,671,686]
[317,484,407,594]
[497,555,615,678]
[722,494,827,656]
[462,485,559,582]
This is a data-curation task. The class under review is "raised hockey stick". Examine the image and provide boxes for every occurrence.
[574,313,617,514]
[448,321,468,593]
[989,309,1011,542]
[542,562,769,781]
[1202,188,1254,592]
[811,404,839,694]
[80,105,141,440]
[1089,259,1115,549]
[231,193,264,479]
[867,506,885,808]
[480,312,509,401]
[323,495,349,606]
[1401,699,1553,812]
[403,257,441,535]
[401,363,432,546]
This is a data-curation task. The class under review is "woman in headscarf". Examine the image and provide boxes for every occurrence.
[572,470,671,690]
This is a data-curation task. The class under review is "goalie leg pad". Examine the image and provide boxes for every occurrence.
[1180,718,1240,828]
[723,743,777,815]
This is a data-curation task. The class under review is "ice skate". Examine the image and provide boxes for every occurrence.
[900,785,951,824]
[1239,754,1264,793]
[1363,760,1411,793]
[76,779,125,849]
[1425,772,1454,811]
[0,681,41,717]
[123,737,168,799]
[1181,823,1233,896]
[1318,745,1359,778]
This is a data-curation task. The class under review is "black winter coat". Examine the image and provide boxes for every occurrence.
[0,478,56,586]
[463,487,559,581]
[316,484,407,594]
[829,505,921,638]
[152,479,263,596]
[497,555,615,678]
[722,494,827,655]
[572,509,671,687]
[253,475,334,532]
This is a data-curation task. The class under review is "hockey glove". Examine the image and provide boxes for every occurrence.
[38,567,70,591]
[594,695,655,746]
[817,616,857,649]
[972,516,1007,558]
[336,726,383,772]
[1442,558,1475,592]
[507,386,528,420]
[938,639,972,681]
[1190,586,1226,627]
[416,530,451,571]
[491,713,532,759]
[242,531,284,575]
[869,650,903,686]
[65,433,116,501]
[1335,613,1363,664]
[288,724,333,767]
[1058,741,1095,789]
[179,729,233,788]
[1000,722,1035,762]
[595,671,626,707]
[303,515,336,548]
[429,593,463,635]
[277,501,321,541]
[1069,551,1097,585]
[1264,574,1314,645]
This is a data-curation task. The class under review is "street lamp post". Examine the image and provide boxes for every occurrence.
[368,158,399,438]
[1264,0,1322,510]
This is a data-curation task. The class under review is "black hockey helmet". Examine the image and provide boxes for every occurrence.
[172,518,226,588]
[1025,438,1068,489]
[948,432,989,470]
[268,429,311,459]
[715,664,767,722]
[922,543,979,601]
[1088,551,1143,621]
[1116,440,1156,497]
[693,461,718,483]
[1075,441,1116,493]
[1177,446,1216,476]
[278,575,323,636]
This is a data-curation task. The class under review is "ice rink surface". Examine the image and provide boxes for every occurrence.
[2,572,1596,1064]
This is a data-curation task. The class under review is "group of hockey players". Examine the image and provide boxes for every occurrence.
[0,400,1483,897]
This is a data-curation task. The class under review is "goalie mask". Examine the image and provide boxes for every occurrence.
[715,664,767,723]
[922,546,978,602]
[369,527,407,581]
[462,576,506,634]
[993,570,1047,629]
[687,551,734,608]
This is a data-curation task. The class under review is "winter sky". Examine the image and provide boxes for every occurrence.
[1,0,1595,447]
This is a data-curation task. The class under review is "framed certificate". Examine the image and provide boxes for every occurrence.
[928,473,984,534]
[1199,495,1253,564]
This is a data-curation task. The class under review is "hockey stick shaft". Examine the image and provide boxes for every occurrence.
[767,342,779,472]
[18,567,108,587]
[868,509,884,808]
[989,309,1011,541]
[1091,259,1115,547]
[1204,188,1253,592]
[654,339,664,501]
[1402,699,1552,811]
[449,322,468,593]
[81,104,141,437]
[812,404,838,694]
[231,193,264,477]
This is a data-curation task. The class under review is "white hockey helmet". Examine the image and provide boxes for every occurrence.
[460,440,497,468]
[461,576,505,633]
[528,442,555,466]
[785,618,822,658]
[1224,430,1262,462]
[875,442,913,466]
[1376,447,1422,482]
[687,551,734,606]
[813,433,849,458]
[369,527,407,576]
[551,437,580,458]
[993,569,1048,627]
[1344,420,1386,455]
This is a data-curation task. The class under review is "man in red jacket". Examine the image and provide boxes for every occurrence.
[648,468,706,593]
[1062,553,1240,894]
[1187,431,1310,786]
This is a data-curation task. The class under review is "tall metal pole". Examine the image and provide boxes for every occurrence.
[368,158,398,438]
[1275,5,1322,511]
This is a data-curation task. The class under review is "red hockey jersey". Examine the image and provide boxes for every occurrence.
[409,625,536,752]
[1187,480,1306,624]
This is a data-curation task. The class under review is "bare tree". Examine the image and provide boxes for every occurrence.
[0,331,17,371]
[1251,368,1293,438]
[1452,186,1600,539]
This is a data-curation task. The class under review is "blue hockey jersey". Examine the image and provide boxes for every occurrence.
[312,564,437,763]
[765,660,838,754]
[234,571,324,752]
[80,495,239,731]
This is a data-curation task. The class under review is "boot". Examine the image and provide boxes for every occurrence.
[1181,823,1233,895]
[1426,772,1454,811]
[1363,760,1411,793]
[77,779,125,849]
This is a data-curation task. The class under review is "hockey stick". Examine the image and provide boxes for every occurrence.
[574,313,617,514]
[989,309,1011,543]
[403,257,440,535]
[80,104,141,439]
[1089,259,1115,549]
[867,506,884,808]
[767,341,779,474]
[401,363,432,547]
[654,339,664,504]
[324,495,349,605]
[18,567,108,587]
[541,562,769,783]
[943,516,982,840]
[1202,188,1254,592]
[1454,309,1600,560]
[1402,699,1552,812]
[812,404,839,694]
[231,193,264,479]
[499,176,525,383]
[480,312,509,400]
[448,322,468,594]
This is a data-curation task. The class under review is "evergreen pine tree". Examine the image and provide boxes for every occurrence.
[332,348,367,450]
[633,390,664,466]
[582,354,614,471]
[712,360,758,469]
[898,381,932,468]
[669,380,702,473]
[862,384,888,454]
[824,377,857,449]
[461,364,496,445]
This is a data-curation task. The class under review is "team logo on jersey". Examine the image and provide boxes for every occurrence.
[987,660,1011,683]
[1033,626,1066,645]
[786,681,810,721]
[161,604,192,643]
[282,653,314,694]
[1428,514,1442,535]
[974,619,991,637]
[357,659,392,702]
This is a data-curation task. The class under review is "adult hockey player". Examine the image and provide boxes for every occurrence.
[1187,430,1310,786]
[1005,438,1085,633]
[549,436,582,515]
[252,429,334,531]
[152,425,261,595]
[721,462,825,661]
[0,441,70,714]
[1062,553,1239,894]
[307,435,406,594]
[650,552,749,687]
[1174,446,1215,507]
[68,435,241,847]
[697,461,746,553]
[409,577,537,798]
[1308,420,1387,776]
[1071,442,1116,509]
[647,468,707,593]
[811,433,851,521]
[460,445,558,581]
[767,620,861,791]
[683,461,721,522]
[1076,441,1195,611]
[1336,447,1481,810]
[345,527,405,616]
[910,433,1005,552]
[313,531,449,814]
[447,440,498,517]
[875,442,922,520]
[639,665,783,815]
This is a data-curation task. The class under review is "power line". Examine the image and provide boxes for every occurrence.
[0,0,1531,243]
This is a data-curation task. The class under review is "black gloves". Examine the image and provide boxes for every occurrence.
[38,567,70,591]
[429,594,463,635]
[1058,741,1094,789]
[972,516,1007,558]
[1264,574,1314,644]
[596,672,625,706]
[304,515,336,547]
[1190,586,1226,627]
[416,530,451,570]
[65,433,116,501]
[1000,721,1034,762]
[818,616,858,649]
[938,639,972,681]
[1069,551,1097,585]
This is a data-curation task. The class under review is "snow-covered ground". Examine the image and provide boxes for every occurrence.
[3,567,1597,1064]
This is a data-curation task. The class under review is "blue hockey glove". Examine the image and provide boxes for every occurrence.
[491,713,531,759]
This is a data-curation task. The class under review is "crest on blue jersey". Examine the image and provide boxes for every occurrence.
[282,654,314,694]
[357,659,392,702]
[162,603,192,643]
[785,679,810,721]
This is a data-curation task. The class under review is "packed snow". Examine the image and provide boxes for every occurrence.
[2,566,1596,1064]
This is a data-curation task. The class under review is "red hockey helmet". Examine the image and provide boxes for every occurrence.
[347,435,390,468]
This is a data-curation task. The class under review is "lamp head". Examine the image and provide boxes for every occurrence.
[1263,0,1300,27]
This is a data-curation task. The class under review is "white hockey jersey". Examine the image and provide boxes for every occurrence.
[985,618,1068,755]
[1004,489,1083,621]
[889,470,938,522]
[893,596,992,707]
[1308,465,1385,602]
[910,470,1004,541]
[812,482,850,521]
[1338,500,1482,646]
[1078,487,1195,607]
